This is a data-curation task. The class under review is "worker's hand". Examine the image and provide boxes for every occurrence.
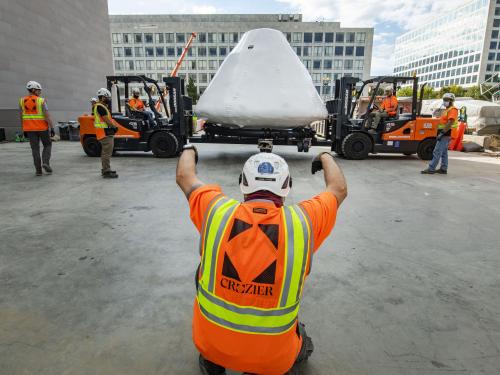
[311,152,333,174]
[50,128,55,137]
[182,144,198,164]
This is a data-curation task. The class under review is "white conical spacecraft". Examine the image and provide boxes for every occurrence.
[196,28,327,128]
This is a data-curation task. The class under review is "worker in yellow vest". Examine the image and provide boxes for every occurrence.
[93,88,119,178]
[19,81,55,176]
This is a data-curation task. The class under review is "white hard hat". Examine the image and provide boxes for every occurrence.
[442,93,455,101]
[240,153,291,197]
[26,81,42,91]
[132,88,140,95]
[384,86,393,93]
[97,88,111,98]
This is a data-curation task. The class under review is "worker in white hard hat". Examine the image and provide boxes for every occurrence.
[19,81,55,176]
[93,88,119,178]
[176,145,347,375]
[128,87,156,128]
[422,92,458,174]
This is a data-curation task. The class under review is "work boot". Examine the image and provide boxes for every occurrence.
[101,169,117,176]
[421,168,435,174]
[102,171,118,179]
[42,164,52,174]
[198,355,226,375]
[436,168,447,174]
[35,169,43,176]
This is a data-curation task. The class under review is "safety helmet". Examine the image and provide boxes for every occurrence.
[240,153,291,197]
[442,93,455,101]
[132,88,140,95]
[384,86,393,93]
[90,97,98,103]
[97,88,111,98]
[26,81,42,91]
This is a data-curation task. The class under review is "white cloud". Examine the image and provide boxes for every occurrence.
[108,0,217,15]
[192,5,217,14]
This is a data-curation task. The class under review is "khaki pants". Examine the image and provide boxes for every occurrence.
[99,136,114,173]
[366,110,389,129]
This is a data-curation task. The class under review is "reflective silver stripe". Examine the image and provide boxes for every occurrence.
[208,202,238,292]
[292,205,310,301]
[198,194,224,256]
[200,197,229,281]
[280,206,295,307]
[199,285,298,317]
[300,204,314,274]
[198,303,297,335]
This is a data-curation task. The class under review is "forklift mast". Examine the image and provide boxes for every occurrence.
[163,76,192,139]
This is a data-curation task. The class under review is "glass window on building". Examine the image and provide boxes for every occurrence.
[325,32,334,43]
[146,60,154,70]
[112,33,122,44]
[285,32,291,42]
[166,33,174,43]
[209,60,218,70]
[113,47,123,57]
[145,47,154,57]
[155,33,164,43]
[114,60,123,70]
[496,64,500,71]
[123,33,132,44]
[197,33,207,43]
[177,47,183,56]
[346,32,355,43]
[156,47,164,56]
[220,47,227,56]
[303,46,311,56]
[292,32,302,42]
[325,46,333,56]
[312,73,321,82]
[344,59,353,69]
[491,41,498,49]
[294,46,302,56]
[219,59,225,66]
[188,60,196,70]
[198,60,207,69]
[493,30,499,39]
[314,32,323,42]
[166,47,175,56]
[304,32,312,43]
[313,47,322,56]
[303,60,312,69]
[124,47,133,57]
[334,60,343,69]
[209,47,217,56]
[199,73,208,84]
[208,33,216,43]
[489,52,496,60]
[187,48,194,57]
[219,33,227,43]
[198,47,207,56]
[134,33,142,43]
[166,60,175,70]
[136,60,145,70]
[345,46,354,56]
[494,19,500,27]
[336,32,344,43]
[335,46,344,56]
[323,86,331,96]
[177,33,185,44]
[324,59,333,69]
[231,32,239,43]
[356,47,365,56]
[313,60,321,69]
[144,33,153,43]
[354,60,364,70]
[355,32,366,43]
[315,86,321,94]
[156,60,165,70]
[135,47,144,57]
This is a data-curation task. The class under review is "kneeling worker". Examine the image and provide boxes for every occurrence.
[94,88,118,178]
[366,87,398,131]
[129,88,156,128]
[176,146,347,375]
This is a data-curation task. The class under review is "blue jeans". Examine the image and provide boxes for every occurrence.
[429,136,450,171]
[143,110,155,127]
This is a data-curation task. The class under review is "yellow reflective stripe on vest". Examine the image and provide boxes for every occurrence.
[93,103,110,128]
[438,106,458,129]
[20,97,45,119]
[279,205,311,307]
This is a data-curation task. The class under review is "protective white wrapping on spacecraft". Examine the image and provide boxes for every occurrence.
[195,28,328,128]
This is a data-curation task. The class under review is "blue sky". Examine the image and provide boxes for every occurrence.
[108,0,462,76]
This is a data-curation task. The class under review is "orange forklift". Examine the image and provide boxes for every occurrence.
[327,76,440,160]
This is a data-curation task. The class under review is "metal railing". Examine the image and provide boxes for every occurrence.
[480,73,500,103]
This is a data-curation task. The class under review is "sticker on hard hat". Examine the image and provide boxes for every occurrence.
[258,162,274,174]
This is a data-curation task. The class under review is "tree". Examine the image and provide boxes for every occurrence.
[396,87,413,97]
[186,76,199,103]
[465,85,492,100]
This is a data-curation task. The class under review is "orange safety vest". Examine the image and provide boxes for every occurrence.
[193,196,312,374]
[93,102,111,141]
[128,97,144,111]
[381,95,398,116]
[19,95,48,132]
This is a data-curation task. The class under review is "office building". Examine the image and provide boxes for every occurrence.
[394,0,498,89]
[109,14,373,98]
[0,0,113,139]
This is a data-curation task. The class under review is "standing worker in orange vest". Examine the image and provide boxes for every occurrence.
[421,93,459,175]
[176,145,347,375]
[366,87,398,131]
[93,88,119,179]
[19,81,55,176]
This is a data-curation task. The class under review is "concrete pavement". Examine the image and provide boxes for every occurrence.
[1,141,499,375]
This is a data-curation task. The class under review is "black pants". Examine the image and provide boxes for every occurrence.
[26,130,51,171]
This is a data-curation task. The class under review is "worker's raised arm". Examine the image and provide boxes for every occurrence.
[176,146,204,199]
[312,153,347,206]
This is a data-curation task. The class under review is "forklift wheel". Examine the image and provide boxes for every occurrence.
[150,131,179,158]
[341,133,371,160]
[417,138,436,161]
[82,136,101,157]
